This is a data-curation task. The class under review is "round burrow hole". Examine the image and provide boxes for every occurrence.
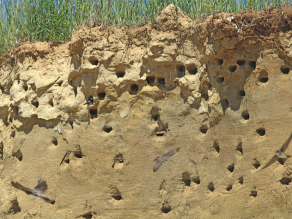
[158,78,165,84]
[208,182,214,192]
[253,160,260,169]
[239,90,245,97]
[227,164,234,172]
[256,128,265,136]
[280,177,291,185]
[214,141,220,153]
[116,72,125,78]
[216,77,224,83]
[103,126,112,133]
[229,65,237,73]
[250,190,257,197]
[182,172,191,186]
[89,59,99,66]
[226,185,232,191]
[249,61,256,70]
[89,108,98,116]
[176,65,185,77]
[130,84,138,91]
[156,133,165,137]
[238,176,243,185]
[187,65,197,75]
[217,59,223,65]
[112,195,122,200]
[146,76,155,84]
[242,110,249,120]
[52,137,58,146]
[32,101,39,108]
[281,66,289,74]
[161,205,171,214]
[82,213,92,219]
[192,176,200,184]
[23,83,28,91]
[258,70,268,83]
[236,142,243,154]
[98,92,106,100]
[200,125,208,134]
[237,60,246,65]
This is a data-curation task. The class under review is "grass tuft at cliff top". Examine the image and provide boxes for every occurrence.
[0,0,291,54]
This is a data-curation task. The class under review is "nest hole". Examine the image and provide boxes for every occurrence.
[253,160,260,169]
[152,114,159,121]
[112,195,122,200]
[208,182,214,192]
[216,76,224,83]
[229,65,237,73]
[156,133,165,137]
[32,101,39,108]
[238,177,244,185]
[217,59,223,65]
[74,153,83,158]
[182,172,191,186]
[187,65,197,75]
[256,128,265,136]
[258,70,268,83]
[281,66,289,74]
[239,90,245,97]
[98,92,106,100]
[280,177,291,185]
[226,185,233,191]
[130,84,138,91]
[200,125,208,134]
[23,83,28,91]
[161,205,171,214]
[103,126,112,133]
[116,72,125,78]
[192,176,200,184]
[242,110,249,120]
[52,137,58,146]
[221,98,229,112]
[57,81,63,86]
[214,141,220,153]
[13,149,23,161]
[237,60,246,65]
[176,65,185,78]
[250,190,257,197]
[158,78,165,84]
[82,212,93,219]
[89,59,99,66]
[89,108,98,116]
[146,76,155,85]
[277,158,284,165]
[236,142,243,154]
[227,164,234,172]
[249,61,256,70]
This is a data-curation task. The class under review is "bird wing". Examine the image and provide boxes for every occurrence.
[11,181,32,194]
[33,179,48,195]
[60,151,72,165]
[153,160,163,172]
[261,155,278,170]
[39,195,54,204]
[280,132,292,152]
[157,117,164,131]
[162,148,180,160]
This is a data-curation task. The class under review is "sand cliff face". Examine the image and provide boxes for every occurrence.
[1,4,292,218]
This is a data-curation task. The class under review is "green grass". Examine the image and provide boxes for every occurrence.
[0,0,291,54]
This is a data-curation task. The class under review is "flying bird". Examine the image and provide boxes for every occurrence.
[261,132,292,170]
[60,150,85,165]
[84,96,94,107]
[153,116,170,134]
[11,179,54,204]
[153,148,179,172]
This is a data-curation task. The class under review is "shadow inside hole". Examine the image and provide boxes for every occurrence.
[216,77,224,83]
[49,99,54,107]
[11,130,16,138]
[130,84,138,91]
[242,110,249,120]
[239,90,245,97]
[258,70,268,83]
[32,101,39,108]
[200,125,208,134]
[217,59,223,65]
[250,190,257,197]
[89,59,99,66]
[57,81,63,86]
[23,83,28,91]
[73,86,77,97]
[226,185,232,191]
[74,153,83,158]
[229,65,237,72]
[280,177,291,185]
[146,76,155,85]
[253,160,260,169]
[112,195,122,200]
[82,212,93,219]
[103,126,112,133]
[98,92,106,100]
[277,158,284,165]
[176,65,185,78]
[158,78,165,84]
[156,133,165,137]
[192,176,200,184]
[52,137,58,146]
[221,98,229,112]
[227,164,234,172]
[12,149,23,161]
[208,182,214,192]
[214,141,220,153]
[89,108,98,118]
[256,128,265,136]
[161,205,171,214]
[116,72,125,78]
[281,66,289,74]
[236,142,243,154]
[237,60,246,65]
[238,176,243,185]
[249,61,256,70]
[182,172,191,186]
[152,114,159,121]
[187,65,197,75]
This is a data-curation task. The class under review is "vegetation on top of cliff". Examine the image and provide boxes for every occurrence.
[0,0,291,54]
